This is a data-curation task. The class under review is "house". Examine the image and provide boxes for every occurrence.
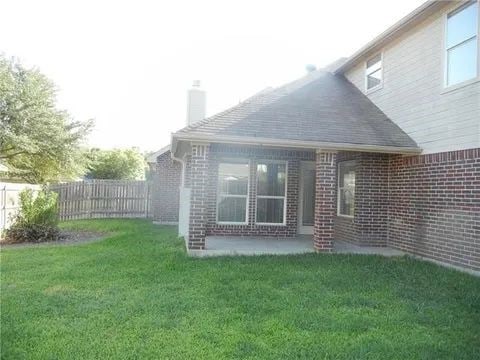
[147,81,206,224]
[151,0,480,272]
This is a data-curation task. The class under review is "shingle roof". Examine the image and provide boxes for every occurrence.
[146,145,170,163]
[174,71,419,151]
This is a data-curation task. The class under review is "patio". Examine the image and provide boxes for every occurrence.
[187,236,405,257]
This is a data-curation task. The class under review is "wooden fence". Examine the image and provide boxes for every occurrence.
[50,180,153,220]
[0,182,41,236]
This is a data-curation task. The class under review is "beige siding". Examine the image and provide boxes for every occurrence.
[345,2,480,154]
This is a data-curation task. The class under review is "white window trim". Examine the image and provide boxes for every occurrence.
[255,160,288,226]
[216,159,250,225]
[364,52,384,93]
[337,160,356,219]
[443,0,480,90]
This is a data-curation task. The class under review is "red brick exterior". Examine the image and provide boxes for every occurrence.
[313,151,337,252]
[388,148,480,271]
[150,151,182,223]
[334,152,389,247]
[334,216,356,244]
[334,148,480,271]
[182,142,479,271]
[188,144,210,249]
[183,144,316,247]
[203,144,315,237]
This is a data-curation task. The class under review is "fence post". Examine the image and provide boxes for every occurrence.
[145,182,149,218]
[89,180,93,219]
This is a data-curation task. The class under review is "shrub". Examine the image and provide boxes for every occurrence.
[4,188,60,243]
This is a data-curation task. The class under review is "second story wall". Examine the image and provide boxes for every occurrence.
[344,2,480,154]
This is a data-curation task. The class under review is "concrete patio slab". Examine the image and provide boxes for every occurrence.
[334,240,405,256]
[187,236,406,257]
[188,235,315,257]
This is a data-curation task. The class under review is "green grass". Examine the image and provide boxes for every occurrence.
[1,219,480,359]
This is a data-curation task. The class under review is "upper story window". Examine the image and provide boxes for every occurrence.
[365,53,382,91]
[256,162,287,225]
[445,1,479,87]
[217,162,249,224]
[338,161,356,217]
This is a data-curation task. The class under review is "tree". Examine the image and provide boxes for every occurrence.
[85,148,146,180]
[0,55,93,183]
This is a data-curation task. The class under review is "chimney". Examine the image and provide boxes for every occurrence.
[186,80,206,126]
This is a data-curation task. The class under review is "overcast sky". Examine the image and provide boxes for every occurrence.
[1,0,425,152]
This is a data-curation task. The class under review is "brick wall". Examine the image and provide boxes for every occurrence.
[334,149,479,270]
[334,151,389,246]
[150,151,182,223]
[334,216,356,243]
[356,153,389,246]
[183,143,480,271]
[188,144,210,249]
[186,144,315,238]
[388,148,480,271]
[313,151,337,252]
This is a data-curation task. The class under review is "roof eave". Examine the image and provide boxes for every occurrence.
[146,144,171,163]
[172,133,422,155]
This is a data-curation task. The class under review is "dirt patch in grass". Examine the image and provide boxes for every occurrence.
[1,229,108,248]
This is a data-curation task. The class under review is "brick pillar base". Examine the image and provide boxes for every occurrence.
[188,144,210,250]
[313,151,337,252]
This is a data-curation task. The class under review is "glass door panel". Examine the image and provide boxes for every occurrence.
[302,169,315,226]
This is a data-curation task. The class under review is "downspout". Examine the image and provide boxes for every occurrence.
[170,136,186,187]
[171,152,186,188]
[170,140,189,241]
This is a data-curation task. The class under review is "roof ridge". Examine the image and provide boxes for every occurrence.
[176,90,276,133]
[175,71,329,135]
[176,85,284,133]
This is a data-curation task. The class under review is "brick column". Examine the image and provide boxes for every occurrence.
[313,151,337,252]
[188,143,210,250]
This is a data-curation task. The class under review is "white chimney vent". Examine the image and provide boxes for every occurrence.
[186,80,206,126]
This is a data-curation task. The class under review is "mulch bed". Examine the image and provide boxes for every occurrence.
[0,230,108,248]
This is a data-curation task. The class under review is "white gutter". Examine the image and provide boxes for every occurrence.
[172,134,422,155]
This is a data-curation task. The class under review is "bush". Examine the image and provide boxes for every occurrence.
[85,148,146,180]
[4,188,60,243]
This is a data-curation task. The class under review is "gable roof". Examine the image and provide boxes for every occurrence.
[172,71,420,154]
[146,145,170,163]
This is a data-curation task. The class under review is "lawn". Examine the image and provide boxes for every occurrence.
[1,220,480,359]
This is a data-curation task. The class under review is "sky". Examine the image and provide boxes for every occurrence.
[1,0,425,152]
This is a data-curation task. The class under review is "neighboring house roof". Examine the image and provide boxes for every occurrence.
[146,145,170,163]
[172,70,420,154]
[334,0,446,74]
